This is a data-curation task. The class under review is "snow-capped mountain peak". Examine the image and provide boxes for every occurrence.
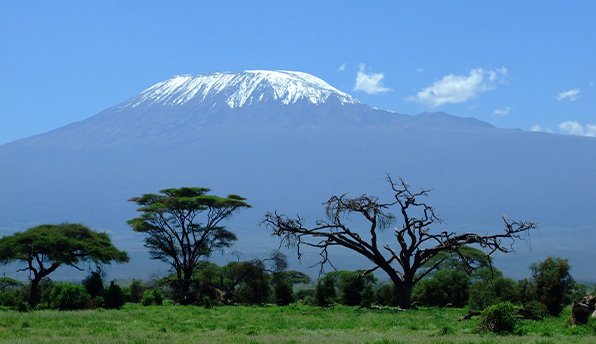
[125,70,359,109]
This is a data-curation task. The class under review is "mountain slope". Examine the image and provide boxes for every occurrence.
[0,70,594,280]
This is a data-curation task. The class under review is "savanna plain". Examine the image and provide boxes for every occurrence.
[1,304,594,344]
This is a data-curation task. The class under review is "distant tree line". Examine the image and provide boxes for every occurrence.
[0,182,591,321]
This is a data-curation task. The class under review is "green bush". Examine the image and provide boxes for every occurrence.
[374,283,394,306]
[273,278,294,306]
[82,271,105,298]
[479,302,518,334]
[104,281,125,309]
[523,300,548,320]
[87,296,104,309]
[294,288,315,301]
[413,269,469,307]
[468,276,519,310]
[17,301,29,313]
[315,275,336,306]
[141,289,164,306]
[202,296,213,309]
[0,288,27,308]
[48,283,91,310]
[128,279,145,303]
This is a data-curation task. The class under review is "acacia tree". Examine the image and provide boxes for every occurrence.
[263,177,536,308]
[0,223,129,306]
[128,187,250,304]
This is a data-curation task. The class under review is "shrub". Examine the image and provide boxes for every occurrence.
[236,278,270,305]
[17,301,29,313]
[295,288,315,301]
[314,270,376,307]
[374,283,394,306]
[523,300,548,320]
[48,283,91,310]
[87,296,104,309]
[128,279,144,303]
[273,278,294,306]
[83,271,105,298]
[315,275,336,306]
[335,271,376,307]
[468,276,519,311]
[413,269,469,307]
[479,302,518,334]
[141,289,164,306]
[104,281,125,309]
[0,288,27,308]
[202,296,213,309]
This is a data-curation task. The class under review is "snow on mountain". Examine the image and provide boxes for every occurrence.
[123,70,359,109]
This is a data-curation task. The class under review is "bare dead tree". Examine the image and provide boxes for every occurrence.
[262,176,536,309]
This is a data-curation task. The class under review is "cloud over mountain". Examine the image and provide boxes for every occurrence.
[407,68,508,107]
[353,64,391,95]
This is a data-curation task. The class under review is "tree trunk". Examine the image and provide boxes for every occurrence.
[393,280,414,309]
[173,268,194,305]
[29,277,41,307]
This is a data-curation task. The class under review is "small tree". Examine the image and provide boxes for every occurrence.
[128,279,145,303]
[529,256,575,316]
[272,270,311,306]
[104,281,125,309]
[128,187,249,304]
[315,274,336,306]
[225,261,271,305]
[83,271,105,299]
[263,177,536,308]
[0,223,129,306]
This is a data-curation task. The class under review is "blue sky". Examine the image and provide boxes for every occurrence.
[1,1,594,144]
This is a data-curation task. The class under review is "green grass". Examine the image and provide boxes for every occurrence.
[0,304,594,343]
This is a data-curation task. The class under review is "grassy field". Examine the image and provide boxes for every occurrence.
[0,304,594,343]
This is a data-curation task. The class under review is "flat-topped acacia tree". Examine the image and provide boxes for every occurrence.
[0,223,129,306]
[128,187,250,304]
[263,176,536,309]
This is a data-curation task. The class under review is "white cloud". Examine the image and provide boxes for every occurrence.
[493,106,510,116]
[338,63,346,72]
[558,121,596,137]
[406,68,508,107]
[353,64,391,95]
[416,68,424,74]
[530,125,554,133]
[557,89,580,102]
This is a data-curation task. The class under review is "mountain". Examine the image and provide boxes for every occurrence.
[1,70,595,281]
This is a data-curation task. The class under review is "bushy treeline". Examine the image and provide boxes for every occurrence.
[411,256,588,317]
[0,258,312,311]
[0,255,591,315]
[0,273,140,311]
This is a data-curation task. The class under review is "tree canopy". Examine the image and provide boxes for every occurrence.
[0,223,129,306]
[128,187,250,304]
